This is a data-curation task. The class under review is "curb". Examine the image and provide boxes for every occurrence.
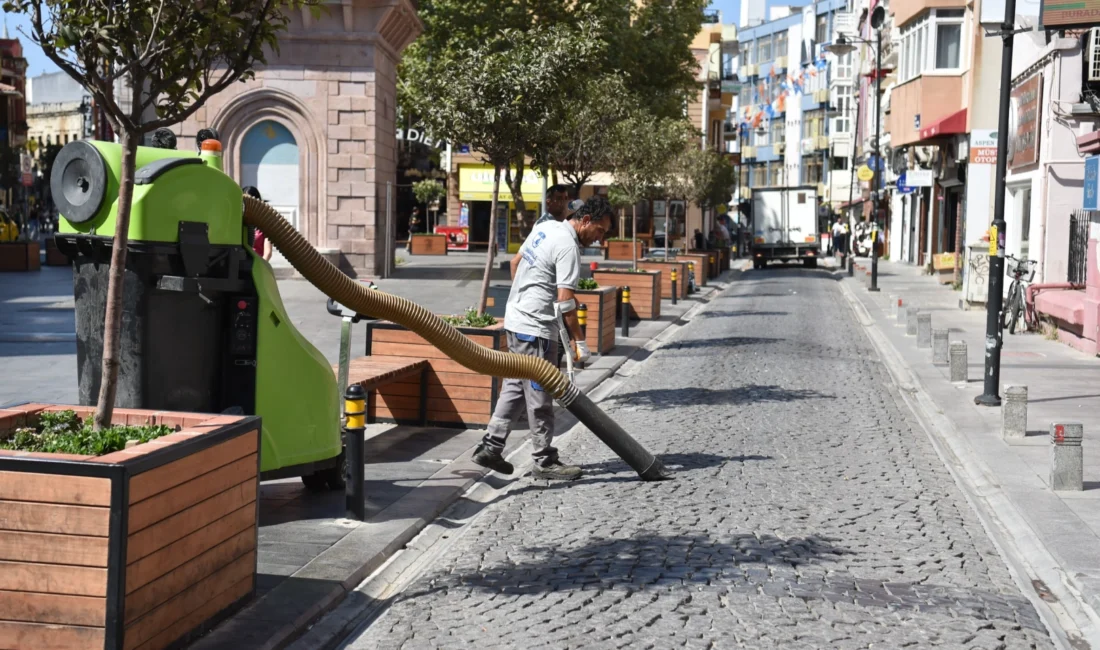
[836,276,1094,650]
[200,269,741,650]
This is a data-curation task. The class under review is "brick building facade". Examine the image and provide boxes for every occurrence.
[175,0,421,276]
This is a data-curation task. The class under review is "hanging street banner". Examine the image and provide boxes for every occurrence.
[1009,73,1042,169]
[1040,0,1100,28]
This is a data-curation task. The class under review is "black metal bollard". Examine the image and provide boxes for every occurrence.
[577,303,587,369]
[344,383,366,521]
[670,269,678,305]
[621,286,630,337]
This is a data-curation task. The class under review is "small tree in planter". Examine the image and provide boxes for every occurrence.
[7,0,317,429]
[412,179,446,232]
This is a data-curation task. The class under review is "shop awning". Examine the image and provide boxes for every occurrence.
[918,109,967,141]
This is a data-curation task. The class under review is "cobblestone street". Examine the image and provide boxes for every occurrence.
[342,268,1053,649]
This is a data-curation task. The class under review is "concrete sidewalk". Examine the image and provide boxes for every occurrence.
[841,258,1100,643]
[189,265,747,650]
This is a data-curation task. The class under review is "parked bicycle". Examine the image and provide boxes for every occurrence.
[1003,255,1037,335]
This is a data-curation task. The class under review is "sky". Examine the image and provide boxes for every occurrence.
[8,1,812,81]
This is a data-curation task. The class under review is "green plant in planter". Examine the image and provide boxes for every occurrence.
[441,307,498,328]
[577,278,599,290]
[0,409,174,456]
[597,267,650,274]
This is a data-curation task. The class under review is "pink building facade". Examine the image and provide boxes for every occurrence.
[174,0,421,276]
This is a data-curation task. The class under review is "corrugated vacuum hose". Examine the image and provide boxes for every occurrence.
[243,196,670,481]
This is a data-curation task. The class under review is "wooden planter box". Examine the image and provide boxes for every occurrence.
[638,260,688,301]
[591,269,661,321]
[45,237,69,266]
[364,322,506,428]
[0,241,40,272]
[676,253,710,287]
[409,234,448,256]
[0,404,261,650]
[604,240,644,261]
[576,286,617,355]
[690,250,720,279]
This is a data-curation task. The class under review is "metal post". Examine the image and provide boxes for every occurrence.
[577,303,587,369]
[621,286,630,337]
[869,28,882,292]
[344,384,367,521]
[384,182,393,279]
[670,269,678,305]
[977,0,1017,406]
[337,316,354,400]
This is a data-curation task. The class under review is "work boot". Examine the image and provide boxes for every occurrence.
[472,445,513,475]
[532,460,583,481]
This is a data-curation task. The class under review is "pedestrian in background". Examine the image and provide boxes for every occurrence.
[405,207,422,252]
[243,186,273,261]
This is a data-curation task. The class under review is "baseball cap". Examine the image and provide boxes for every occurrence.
[564,199,584,218]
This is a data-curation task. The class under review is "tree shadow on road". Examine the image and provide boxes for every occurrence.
[665,336,779,351]
[603,385,831,410]
[696,310,789,319]
[398,531,851,598]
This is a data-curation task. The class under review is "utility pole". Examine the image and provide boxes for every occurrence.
[975,0,1017,407]
[869,22,882,292]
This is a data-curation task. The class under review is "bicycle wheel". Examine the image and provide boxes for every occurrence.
[1003,284,1019,330]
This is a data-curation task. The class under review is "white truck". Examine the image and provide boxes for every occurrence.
[751,186,820,269]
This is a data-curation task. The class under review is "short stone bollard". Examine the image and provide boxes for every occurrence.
[916,313,932,348]
[932,329,949,365]
[949,341,967,382]
[905,307,920,336]
[1050,423,1084,492]
[1002,385,1028,440]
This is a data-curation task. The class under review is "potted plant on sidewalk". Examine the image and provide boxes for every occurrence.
[364,309,507,428]
[0,404,261,649]
[576,278,617,354]
[638,258,688,301]
[604,238,645,261]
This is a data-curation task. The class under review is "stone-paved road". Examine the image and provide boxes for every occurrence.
[342,268,1054,649]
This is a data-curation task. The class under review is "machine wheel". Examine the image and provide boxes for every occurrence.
[321,452,348,490]
[300,452,348,491]
[300,472,329,492]
[803,258,817,268]
[753,260,764,270]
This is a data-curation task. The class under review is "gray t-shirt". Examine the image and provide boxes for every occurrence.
[505,220,580,339]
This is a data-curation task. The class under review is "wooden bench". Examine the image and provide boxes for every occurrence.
[335,357,430,425]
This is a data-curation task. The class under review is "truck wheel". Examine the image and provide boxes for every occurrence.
[301,472,329,492]
[803,258,817,268]
[753,260,763,270]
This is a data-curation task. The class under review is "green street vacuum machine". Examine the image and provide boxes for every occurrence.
[51,138,669,488]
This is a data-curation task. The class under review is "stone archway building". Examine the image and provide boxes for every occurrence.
[175,0,421,276]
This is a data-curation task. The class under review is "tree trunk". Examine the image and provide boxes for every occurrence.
[631,205,638,271]
[506,161,527,224]
[93,130,139,430]
[477,166,503,316]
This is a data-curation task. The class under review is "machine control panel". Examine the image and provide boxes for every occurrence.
[229,297,258,357]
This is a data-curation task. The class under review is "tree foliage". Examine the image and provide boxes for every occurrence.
[412,179,445,207]
[5,0,315,429]
[546,75,628,196]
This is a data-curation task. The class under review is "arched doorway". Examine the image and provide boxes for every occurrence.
[241,120,300,264]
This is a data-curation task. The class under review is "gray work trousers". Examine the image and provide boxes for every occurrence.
[482,330,559,467]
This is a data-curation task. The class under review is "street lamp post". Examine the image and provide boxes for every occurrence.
[825,9,885,283]
[869,23,883,293]
[975,0,1018,407]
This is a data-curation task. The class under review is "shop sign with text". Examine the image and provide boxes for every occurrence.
[969,129,997,165]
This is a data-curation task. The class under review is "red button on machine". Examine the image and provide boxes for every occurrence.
[237,300,248,310]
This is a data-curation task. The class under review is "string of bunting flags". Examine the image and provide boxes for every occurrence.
[739,54,830,130]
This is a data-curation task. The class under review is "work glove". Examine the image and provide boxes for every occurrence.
[573,340,591,364]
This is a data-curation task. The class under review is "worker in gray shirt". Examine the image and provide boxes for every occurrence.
[474,196,613,480]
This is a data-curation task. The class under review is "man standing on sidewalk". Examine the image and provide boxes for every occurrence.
[473,196,613,480]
